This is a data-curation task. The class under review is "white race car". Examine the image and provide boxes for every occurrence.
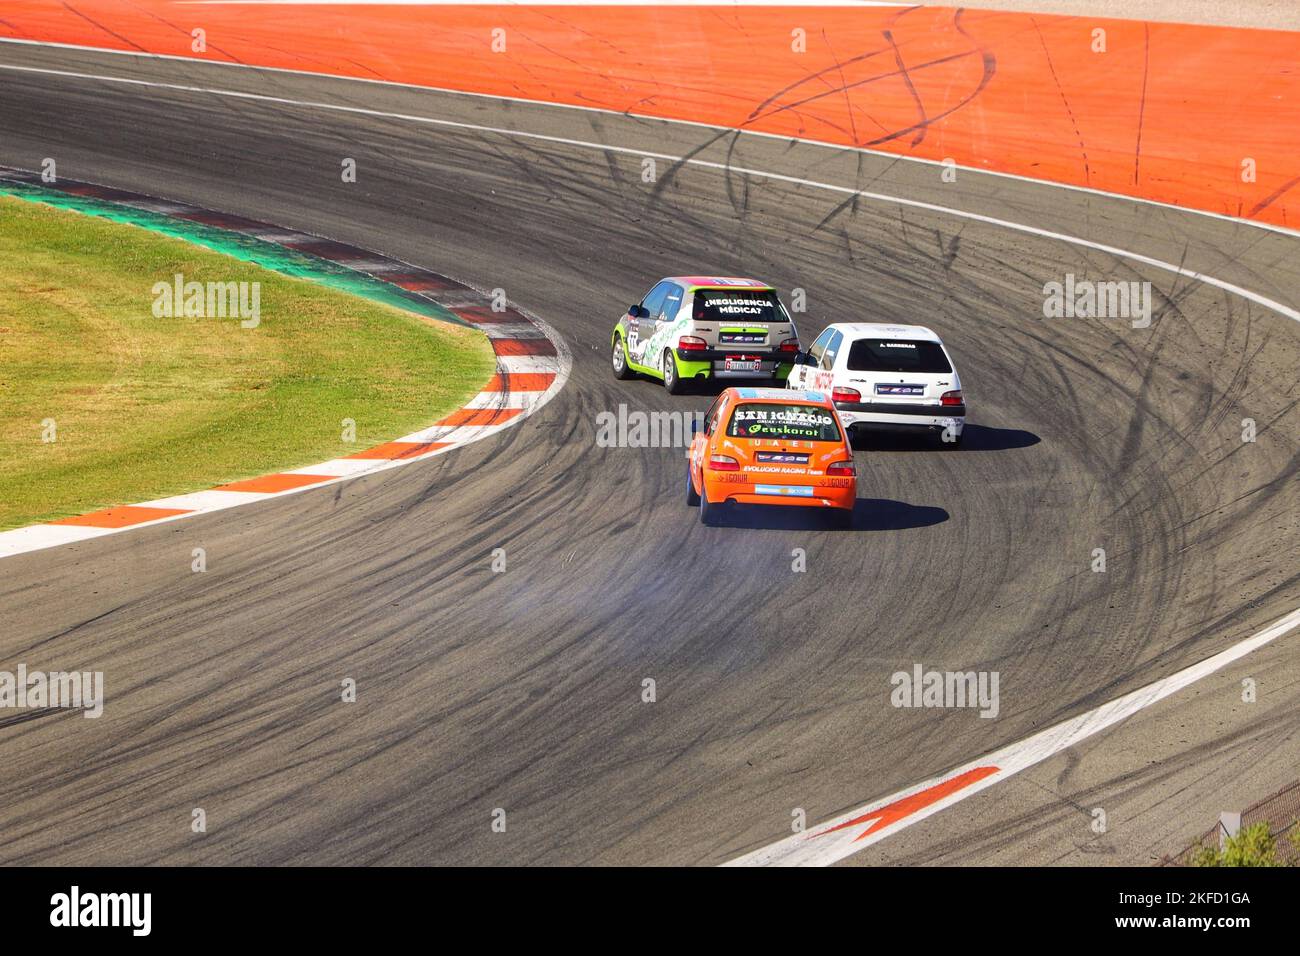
[786,323,965,447]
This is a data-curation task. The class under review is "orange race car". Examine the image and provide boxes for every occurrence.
[687,388,857,528]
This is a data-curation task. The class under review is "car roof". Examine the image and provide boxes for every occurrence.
[727,387,832,405]
[825,322,942,341]
[667,276,774,291]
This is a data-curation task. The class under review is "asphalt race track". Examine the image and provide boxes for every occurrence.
[0,42,1297,865]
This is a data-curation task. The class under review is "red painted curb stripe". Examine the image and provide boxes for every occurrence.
[435,407,524,427]
[454,306,528,324]
[51,505,192,528]
[390,275,457,293]
[214,473,334,494]
[492,338,557,357]
[346,440,450,460]
[484,372,555,392]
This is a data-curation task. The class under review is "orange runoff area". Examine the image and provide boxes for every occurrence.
[2,2,1298,229]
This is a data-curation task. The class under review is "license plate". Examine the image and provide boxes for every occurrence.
[875,383,925,396]
[755,484,815,498]
[724,357,762,372]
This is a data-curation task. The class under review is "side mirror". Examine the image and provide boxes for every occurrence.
[793,350,809,365]
[629,304,648,319]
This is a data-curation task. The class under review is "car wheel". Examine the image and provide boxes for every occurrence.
[611,335,634,380]
[939,426,964,450]
[699,486,724,526]
[685,460,701,506]
[663,349,687,395]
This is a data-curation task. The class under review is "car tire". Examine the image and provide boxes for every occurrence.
[611,335,634,380]
[699,487,724,526]
[663,349,687,395]
[939,426,964,450]
[685,460,701,506]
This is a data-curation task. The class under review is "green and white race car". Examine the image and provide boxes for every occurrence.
[610,276,800,394]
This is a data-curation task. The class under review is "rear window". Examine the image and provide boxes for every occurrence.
[847,338,952,373]
[693,289,787,324]
[727,403,842,442]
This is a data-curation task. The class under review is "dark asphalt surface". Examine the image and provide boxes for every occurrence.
[0,44,1296,865]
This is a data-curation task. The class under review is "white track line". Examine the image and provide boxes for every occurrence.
[1,61,1297,326]
[729,607,1300,866]
[2,37,1297,241]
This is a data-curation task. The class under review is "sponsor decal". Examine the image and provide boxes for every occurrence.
[720,331,767,344]
[875,383,925,396]
[731,404,838,441]
[696,289,781,323]
[711,298,768,316]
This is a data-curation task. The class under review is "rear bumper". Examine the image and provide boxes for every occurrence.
[676,347,795,362]
[676,351,792,380]
[835,400,966,417]
[706,479,855,509]
[836,401,965,431]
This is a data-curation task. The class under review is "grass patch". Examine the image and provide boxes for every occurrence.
[0,194,496,529]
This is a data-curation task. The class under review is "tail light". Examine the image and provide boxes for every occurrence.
[831,386,861,404]
[827,460,855,477]
[678,336,707,352]
[779,338,799,352]
[940,389,963,406]
[708,454,740,471]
